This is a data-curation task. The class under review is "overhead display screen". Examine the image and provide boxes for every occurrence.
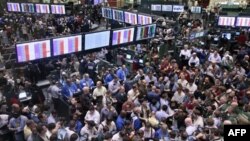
[162,5,173,12]
[138,14,152,25]
[112,9,124,22]
[191,6,201,13]
[173,5,184,12]
[85,31,110,50]
[218,16,235,26]
[124,12,137,25]
[52,35,82,56]
[235,17,250,27]
[136,24,156,41]
[151,4,162,11]
[35,4,50,14]
[21,3,35,13]
[7,3,21,12]
[16,40,51,63]
[51,5,65,14]
[112,28,135,45]
[94,0,103,5]
[102,7,112,19]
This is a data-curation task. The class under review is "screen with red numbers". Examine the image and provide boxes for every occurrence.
[112,27,134,45]
[16,40,51,63]
[52,35,82,56]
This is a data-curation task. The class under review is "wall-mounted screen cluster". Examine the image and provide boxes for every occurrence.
[101,7,152,25]
[7,2,65,14]
[218,16,250,27]
[16,24,156,63]
[150,4,185,13]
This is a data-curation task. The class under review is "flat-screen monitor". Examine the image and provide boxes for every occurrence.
[136,24,156,41]
[173,5,184,12]
[124,12,137,25]
[7,2,21,12]
[222,33,231,40]
[162,5,173,12]
[21,3,35,13]
[214,37,219,41]
[16,40,51,63]
[19,92,27,99]
[196,31,205,38]
[94,0,103,5]
[138,14,152,25]
[85,31,111,50]
[52,35,82,56]
[126,54,132,60]
[51,5,65,14]
[35,4,50,14]
[102,7,112,19]
[112,9,124,22]
[235,17,250,27]
[151,4,162,11]
[236,32,240,35]
[112,27,135,45]
[218,16,235,26]
[191,6,201,13]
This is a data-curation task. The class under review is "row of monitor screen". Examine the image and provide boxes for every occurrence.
[151,5,201,13]
[102,8,152,25]
[218,16,250,27]
[16,24,156,63]
[7,2,65,14]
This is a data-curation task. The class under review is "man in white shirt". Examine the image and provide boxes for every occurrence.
[155,105,171,121]
[97,116,117,135]
[177,73,188,89]
[47,80,61,111]
[65,120,78,141]
[80,121,98,141]
[93,81,107,108]
[180,45,191,60]
[139,122,155,139]
[85,106,101,125]
[93,81,107,99]
[188,53,200,67]
[185,117,197,136]
[111,130,126,141]
[108,76,120,95]
[171,87,185,104]
[145,72,158,85]
[208,51,222,64]
[127,84,140,101]
[186,80,197,95]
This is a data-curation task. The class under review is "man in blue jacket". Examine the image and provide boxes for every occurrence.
[61,78,78,98]
[155,124,170,140]
[116,110,127,131]
[80,73,94,89]
[116,65,129,81]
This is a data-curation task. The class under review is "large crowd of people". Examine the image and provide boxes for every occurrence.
[0,3,250,141]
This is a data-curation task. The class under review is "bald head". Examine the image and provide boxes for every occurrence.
[223,120,232,125]
[185,117,193,126]
[83,87,90,94]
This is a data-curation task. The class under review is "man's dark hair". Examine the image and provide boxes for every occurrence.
[70,133,78,141]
